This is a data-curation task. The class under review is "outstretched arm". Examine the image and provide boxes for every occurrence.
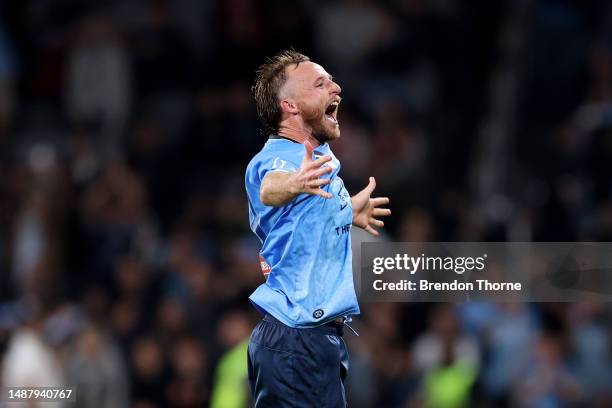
[351,177,391,236]
[260,141,333,207]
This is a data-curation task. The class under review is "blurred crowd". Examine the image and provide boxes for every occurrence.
[0,0,611,407]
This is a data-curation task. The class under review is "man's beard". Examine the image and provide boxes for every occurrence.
[310,118,337,143]
[301,104,340,143]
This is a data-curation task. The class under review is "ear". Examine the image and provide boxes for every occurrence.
[280,99,299,115]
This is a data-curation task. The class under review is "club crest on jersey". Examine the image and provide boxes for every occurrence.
[334,178,350,210]
[258,255,271,276]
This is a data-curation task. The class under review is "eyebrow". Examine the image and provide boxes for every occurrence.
[313,74,334,85]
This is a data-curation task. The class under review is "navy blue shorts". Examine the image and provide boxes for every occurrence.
[247,315,349,408]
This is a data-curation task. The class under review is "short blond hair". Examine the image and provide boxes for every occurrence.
[252,50,310,134]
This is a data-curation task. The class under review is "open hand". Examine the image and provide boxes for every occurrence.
[287,140,333,198]
[351,177,391,236]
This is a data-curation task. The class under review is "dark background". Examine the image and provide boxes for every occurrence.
[0,0,611,407]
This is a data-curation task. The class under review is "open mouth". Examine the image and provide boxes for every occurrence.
[325,100,340,125]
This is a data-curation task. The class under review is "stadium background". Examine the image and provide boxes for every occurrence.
[0,0,611,407]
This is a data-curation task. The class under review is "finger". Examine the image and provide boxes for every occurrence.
[310,189,332,199]
[303,140,314,163]
[308,178,331,187]
[364,176,376,194]
[309,155,332,169]
[372,208,391,217]
[370,218,384,228]
[364,225,379,236]
[309,165,332,178]
[371,197,390,207]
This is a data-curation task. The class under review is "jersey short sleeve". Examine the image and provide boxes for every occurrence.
[245,140,304,243]
[254,155,300,181]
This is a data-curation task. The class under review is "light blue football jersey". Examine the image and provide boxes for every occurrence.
[245,136,360,327]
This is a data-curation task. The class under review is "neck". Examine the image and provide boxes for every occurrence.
[277,121,321,147]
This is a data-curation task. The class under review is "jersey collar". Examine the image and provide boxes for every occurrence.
[269,132,321,147]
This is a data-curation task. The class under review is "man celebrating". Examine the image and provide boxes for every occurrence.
[245,50,390,407]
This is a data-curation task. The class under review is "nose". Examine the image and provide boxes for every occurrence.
[330,80,341,95]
